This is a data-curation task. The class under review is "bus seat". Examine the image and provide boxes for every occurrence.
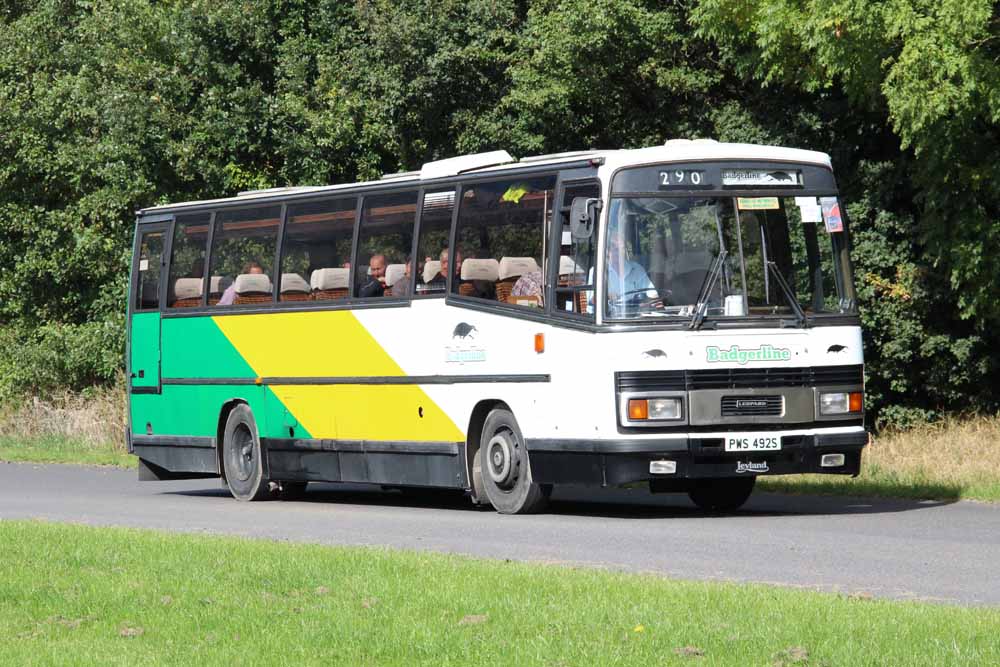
[498,256,539,280]
[461,258,500,281]
[310,267,349,300]
[422,260,442,285]
[280,273,311,301]
[558,255,582,277]
[233,273,273,305]
[460,258,500,299]
[385,263,405,287]
[497,256,538,302]
[208,276,231,305]
[170,277,203,308]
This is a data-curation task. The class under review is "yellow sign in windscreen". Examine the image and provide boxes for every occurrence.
[737,197,780,211]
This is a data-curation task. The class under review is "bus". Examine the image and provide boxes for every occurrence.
[127,139,866,514]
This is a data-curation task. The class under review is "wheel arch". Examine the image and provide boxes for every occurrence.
[465,399,510,504]
[216,398,249,481]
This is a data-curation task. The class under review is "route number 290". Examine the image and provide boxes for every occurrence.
[659,170,704,186]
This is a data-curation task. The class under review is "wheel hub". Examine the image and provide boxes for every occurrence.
[486,433,516,487]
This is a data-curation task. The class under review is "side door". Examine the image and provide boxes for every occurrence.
[128,222,169,394]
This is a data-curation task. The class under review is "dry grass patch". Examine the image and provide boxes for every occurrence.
[0,378,126,449]
[761,414,1000,501]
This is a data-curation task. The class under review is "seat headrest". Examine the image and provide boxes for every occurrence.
[558,255,582,275]
[498,256,540,280]
[171,278,203,301]
[461,258,500,282]
[310,267,349,290]
[385,263,406,287]
[422,260,442,284]
[234,273,273,294]
[280,273,310,294]
[209,276,232,294]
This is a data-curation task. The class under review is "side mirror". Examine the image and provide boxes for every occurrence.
[569,197,602,240]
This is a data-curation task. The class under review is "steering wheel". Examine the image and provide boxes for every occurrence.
[610,287,664,312]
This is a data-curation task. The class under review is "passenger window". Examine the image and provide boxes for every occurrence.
[281,197,357,302]
[452,175,556,306]
[415,189,456,295]
[355,191,418,299]
[554,182,600,317]
[166,213,210,308]
[134,229,165,311]
[209,206,280,306]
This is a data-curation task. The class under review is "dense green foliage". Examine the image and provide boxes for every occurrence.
[1,0,997,426]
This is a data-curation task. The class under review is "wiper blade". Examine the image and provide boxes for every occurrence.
[766,261,808,327]
[689,250,728,330]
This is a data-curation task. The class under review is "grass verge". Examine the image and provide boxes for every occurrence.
[0,435,133,468]
[1,520,997,666]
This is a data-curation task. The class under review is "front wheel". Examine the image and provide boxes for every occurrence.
[222,404,271,501]
[479,408,548,515]
[688,477,756,512]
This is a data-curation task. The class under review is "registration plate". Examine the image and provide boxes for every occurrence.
[724,433,781,452]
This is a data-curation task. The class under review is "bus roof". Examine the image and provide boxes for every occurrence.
[138,140,832,216]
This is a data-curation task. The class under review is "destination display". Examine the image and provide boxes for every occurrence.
[612,161,837,194]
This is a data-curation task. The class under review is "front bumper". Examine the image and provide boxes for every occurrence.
[525,431,868,486]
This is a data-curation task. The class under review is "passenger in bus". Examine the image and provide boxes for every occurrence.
[358,254,387,297]
[511,270,543,302]
[425,248,462,289]
[218,262,264,306]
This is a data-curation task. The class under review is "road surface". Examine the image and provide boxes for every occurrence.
[1,462,997,606]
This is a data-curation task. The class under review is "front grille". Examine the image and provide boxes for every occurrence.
[616,365,862,392]
[721,395,783,416]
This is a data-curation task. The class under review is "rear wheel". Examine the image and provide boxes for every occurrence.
[479,408,548,514]
[688,477,756,512]
[222,404,271,501]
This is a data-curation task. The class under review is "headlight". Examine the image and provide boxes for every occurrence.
[819,392,863,415]
[627,397,683,421]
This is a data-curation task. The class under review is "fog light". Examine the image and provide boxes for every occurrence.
[648,397,682,420]
[649,460,677,475]
[821,453,845,467]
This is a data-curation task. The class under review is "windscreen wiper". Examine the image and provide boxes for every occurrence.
[689,250,727,330]
[766,261,808,327]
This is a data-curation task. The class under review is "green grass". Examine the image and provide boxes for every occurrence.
[0,521,997,666]
[0,436,133,468]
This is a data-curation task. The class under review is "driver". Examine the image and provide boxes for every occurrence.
[605,233,656,316]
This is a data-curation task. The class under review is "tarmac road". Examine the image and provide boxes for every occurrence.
[1,462,997,606]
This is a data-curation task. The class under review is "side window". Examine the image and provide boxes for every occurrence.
[166,213,210,308]
[281,197,356,302]
[355,191,418,299]
[554,181,600,317]
[453,175,556,306]
[134,228,165,311]
[209,206,281,306]
[415,189,456,295]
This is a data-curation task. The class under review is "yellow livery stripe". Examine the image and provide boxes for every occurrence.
[213,311,464,442]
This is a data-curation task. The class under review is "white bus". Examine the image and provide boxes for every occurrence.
[128,139,865,513]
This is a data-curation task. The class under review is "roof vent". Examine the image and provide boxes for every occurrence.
[380,170,421,181]
[420,150,515,180]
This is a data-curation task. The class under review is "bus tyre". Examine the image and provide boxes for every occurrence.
[479,408,548,515]
[688,477,756,512]
[222,404,271,502]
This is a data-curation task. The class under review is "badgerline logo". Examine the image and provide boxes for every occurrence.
[706,345,791,365]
